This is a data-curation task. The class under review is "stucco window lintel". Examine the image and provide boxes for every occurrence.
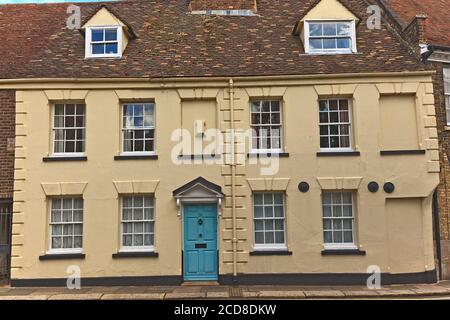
[247,178,291,191]
[113,180,160,195]
[41,182,88,196]
[316,177,362,190]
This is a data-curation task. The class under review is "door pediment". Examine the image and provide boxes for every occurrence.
[173,177,224,200]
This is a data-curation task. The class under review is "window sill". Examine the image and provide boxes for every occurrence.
[250,250,292,256]
[112,251,159,258]
[248,152,290,158]
[43,156,87,162]
[114,155,158,160]
[380,150,426,156]
[317,151,360,157]
[178,155,221,160]
[321,249,366,256]
[39,253,86,260]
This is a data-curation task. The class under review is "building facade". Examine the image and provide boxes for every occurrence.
[381,0,450,279]
[0,0,442,286]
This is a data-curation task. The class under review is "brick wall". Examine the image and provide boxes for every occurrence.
[0,90,15,200]
[431,61,450,279]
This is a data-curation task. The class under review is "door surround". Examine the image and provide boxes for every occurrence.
[173,177,224,281]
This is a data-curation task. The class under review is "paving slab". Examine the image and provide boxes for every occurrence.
[164,292,206,299]
[259,290,306,299]
[48,293,103,300]
[411,286,449,295]
[172,286,203,293]
[304,290,345,298]
[101,293,164,300]
[0,295,50,300]
[113,286,147,294]
[206,291,230,299]
[437,281,450,288]
[375,289,418,297]
[241,291,260,298]
[342,290,380,297]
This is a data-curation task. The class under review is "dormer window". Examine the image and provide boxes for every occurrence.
[85,26,122,58]
[304,20,356,54]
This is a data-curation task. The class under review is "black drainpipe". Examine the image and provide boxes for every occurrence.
[433,190,443,280]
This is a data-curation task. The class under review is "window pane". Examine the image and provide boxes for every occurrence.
[105,43,118,54]
[343,231,353,243]
[123,235,132,246]
[134,234,144,246]
[92,44,104,55]
[54,116,64,128]
[309,39,322,50]
[91,29,104,41]
[322,205,331,217]
[74,236,83,248]
[52,237,62,249]
[63,236,73,249]
[263,193,273,205]
[254,220,263,231]
[265,232,275,244]
[52,225,62,236]
[251,101,261,113]
[105,29,117,41]
[323,219,331,230]
[274,206,283,217]
[264,206,274,218]
[275,232,284,244]
[309,23,322,36]
[334,231,343,243]
[337,23,351,35]
[337,38,350,49]
[324,231,332,243]
[323,23,337,36]
[254,206,263,218]
[264,220,274,231]
[255,232,264,244]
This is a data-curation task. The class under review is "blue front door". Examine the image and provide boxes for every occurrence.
[183,204,218,281]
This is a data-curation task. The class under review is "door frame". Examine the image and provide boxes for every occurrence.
[181,199,220,281]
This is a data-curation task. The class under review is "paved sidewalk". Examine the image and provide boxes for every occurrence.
[0,281,449,300]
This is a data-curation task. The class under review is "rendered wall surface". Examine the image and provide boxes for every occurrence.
[7,74,439,281]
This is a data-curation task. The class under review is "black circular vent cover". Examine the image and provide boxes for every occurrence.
[298,182,310,193]
[368,181,379,193]
[383,182,395,193]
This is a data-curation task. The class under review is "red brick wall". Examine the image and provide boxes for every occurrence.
[433,62,450,240]
[0,90,15,200]
[432,61,450,279]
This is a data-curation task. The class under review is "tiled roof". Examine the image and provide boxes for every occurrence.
[189,0,256,11]
[0,0,426,79]
[383,0,450,47]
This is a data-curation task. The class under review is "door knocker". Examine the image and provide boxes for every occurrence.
[198,218,204,226]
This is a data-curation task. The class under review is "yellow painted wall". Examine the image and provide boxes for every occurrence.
[10,74,439,280]
[181,99,218,154]
[379,95,419,150]
[301,0,359,22]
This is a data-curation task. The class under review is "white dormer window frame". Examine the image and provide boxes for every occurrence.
[304,20,357,54]
[85,25,123,59]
